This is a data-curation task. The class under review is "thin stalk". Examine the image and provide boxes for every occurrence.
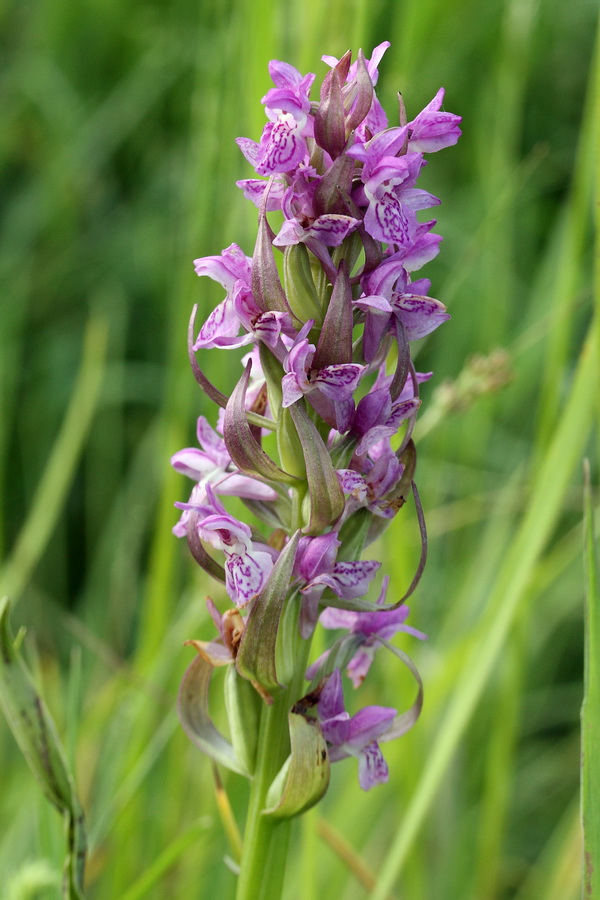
[236,634,312,900]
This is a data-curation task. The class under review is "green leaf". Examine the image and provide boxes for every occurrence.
[177,652,249,776]
[259,341,285,421]
[224,362,299,485]
[276,407,307,480]
[236,531,301,693]
[288,402,345,534]
[369,479,428,607]
[224,665,261,776]
[377,640,425,742]
[582,459,600,898]
[0,597,86,899]
[337,508,372,562]
[264,709,330,818]
[241,496,292,531]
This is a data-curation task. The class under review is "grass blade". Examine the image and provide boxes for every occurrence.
[582,460,600,898]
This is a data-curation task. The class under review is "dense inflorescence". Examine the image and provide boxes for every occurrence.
[173,43,460,793]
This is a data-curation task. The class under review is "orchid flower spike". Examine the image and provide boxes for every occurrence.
[172,46,460,884]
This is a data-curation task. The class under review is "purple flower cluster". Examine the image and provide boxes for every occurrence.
[174,44,459,790]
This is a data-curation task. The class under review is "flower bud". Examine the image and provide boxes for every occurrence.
[314,53,350,159]
[277,407,308,479]
[283,243,324,324]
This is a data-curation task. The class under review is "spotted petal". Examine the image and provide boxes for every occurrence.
[193,298,241,350]
[225,550,274,608]
[364,191,415,245]
[357,741,390,789]
[393,294,450,340]
[308,559,380,599]
[313,364,364,401]
[256,115,308,175]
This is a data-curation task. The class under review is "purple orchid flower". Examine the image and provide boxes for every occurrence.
[273,169,360,250]
[317,668,397,789]
[177,485,275,608]
[294,532,380,637]
[236,174,289,210]
[192,244,252,349]
[175,45,461,817]
[336,438,405,521]
[262,60,316,120]
[193,243,294,351]
[236,115,309,177]
[356,282,449,364]
[171,416,278,510]
[363,157,439,247]
[351,373,424,457]
[236,61,314,177]
[281,323,364,431]
[346,129,441,246]
[315,576,427,687]
[355,251,450,360]
[407,88,462,153]
[348,363,432,457]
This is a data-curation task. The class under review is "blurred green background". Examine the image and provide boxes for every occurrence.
[0,0,598,897]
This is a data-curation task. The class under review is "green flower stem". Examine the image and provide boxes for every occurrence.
[236,632,312,900]
[290,483,307,534]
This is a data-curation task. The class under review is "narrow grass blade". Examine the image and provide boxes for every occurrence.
[0,598,86,898]
[119,818,210,900]
[582,460,600,898]
[0,314,107,604]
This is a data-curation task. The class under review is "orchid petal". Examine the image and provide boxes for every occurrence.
[314,363,364,401]
[330,559,380,598]
[357,742,390,789]
[225,549,274,609]
[364,191,415,245]
[306,215,360,246]
[393,294,450,340]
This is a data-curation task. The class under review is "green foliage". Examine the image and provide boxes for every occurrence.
[0,0,597,897]
[582,462,600,898]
